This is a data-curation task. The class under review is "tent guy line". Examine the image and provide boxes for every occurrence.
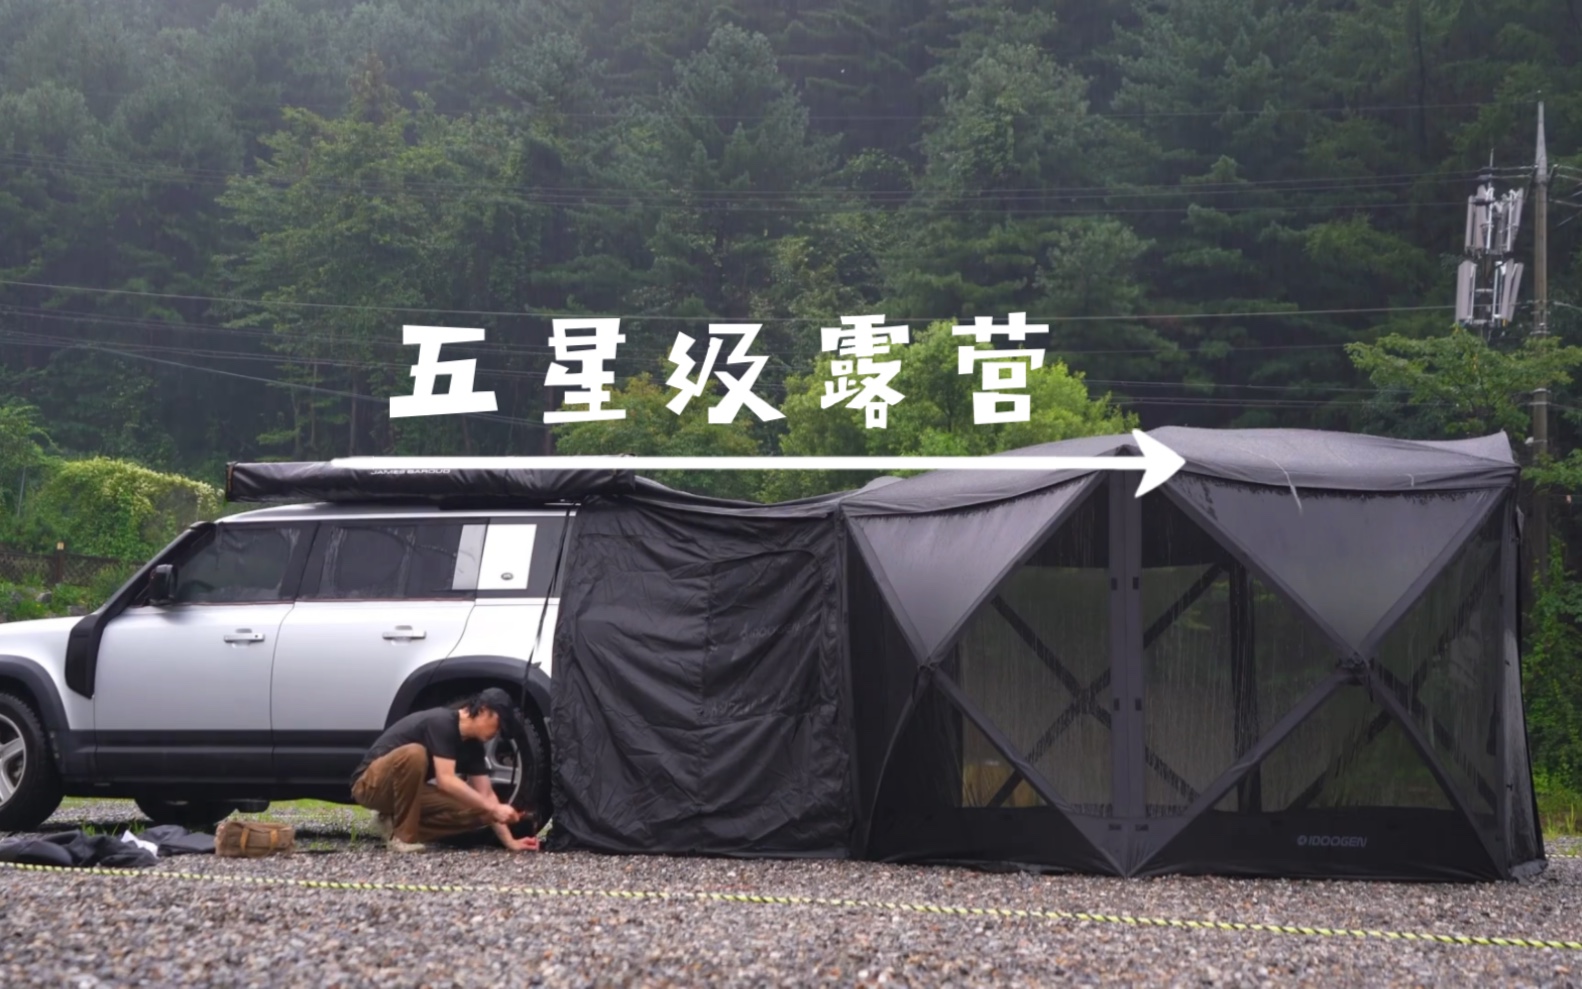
[0,861,1572,952]
[333,429,1189,497]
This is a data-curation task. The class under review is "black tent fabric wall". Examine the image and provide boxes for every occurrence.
[546,428,1545,881]
[548,492,854,857]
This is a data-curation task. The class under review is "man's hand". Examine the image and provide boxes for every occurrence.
[466,774,530,848]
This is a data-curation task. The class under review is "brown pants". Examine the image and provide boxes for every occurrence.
[350,743,490,843]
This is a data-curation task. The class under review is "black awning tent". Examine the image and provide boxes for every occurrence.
[548,427,1544,881]
[226,459,639,505]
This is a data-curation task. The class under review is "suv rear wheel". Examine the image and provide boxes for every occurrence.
[0,693,63,832]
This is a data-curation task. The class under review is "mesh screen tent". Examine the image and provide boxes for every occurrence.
[549,428,1544,881]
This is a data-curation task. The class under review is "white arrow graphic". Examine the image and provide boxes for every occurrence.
[335,429,1187,496]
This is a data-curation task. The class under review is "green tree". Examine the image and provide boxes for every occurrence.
[633,24,836,324]
[1346,327,1582,441]
[0,400,51,531]
[1031,216,1175,387]
[490,32,649,323]
[1104,0,1409,428]
[887,24,1135,321]
[218,56,540,459]
[1522,540,1582,796]
[22,457,222,560]
[745,0,955,160]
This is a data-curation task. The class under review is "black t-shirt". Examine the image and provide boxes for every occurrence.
[351,707,488,786]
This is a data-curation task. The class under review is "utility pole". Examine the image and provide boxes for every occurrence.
[1532,101,1551,579]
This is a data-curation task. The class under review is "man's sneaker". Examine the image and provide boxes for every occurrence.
[375,814,393,841]
[387,836,426,854]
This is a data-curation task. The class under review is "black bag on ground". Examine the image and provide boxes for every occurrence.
[0,831,157,869]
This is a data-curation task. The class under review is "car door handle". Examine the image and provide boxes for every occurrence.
[383,627,426,641]
[224,630,265,643]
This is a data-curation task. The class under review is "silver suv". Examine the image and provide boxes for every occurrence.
[0,501,569,836]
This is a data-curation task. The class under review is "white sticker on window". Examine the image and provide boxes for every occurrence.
[478,524,536,591]
[452,524,486,591]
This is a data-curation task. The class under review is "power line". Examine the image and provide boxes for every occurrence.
[0,328,550,431]
[0,326,547,381]
[17,74,1523,121]
[0,160,1481,217]
[0,148,1517,202]
[0,279,1455,325]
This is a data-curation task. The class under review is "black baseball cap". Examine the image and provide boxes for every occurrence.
[475,687,526,738]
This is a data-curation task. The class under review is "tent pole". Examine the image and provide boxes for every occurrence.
[1142,562,1224,650]
[1110,473,1146,820]
[1229,563,1261,812]
[521,506,575,739]
[1014,669,1111,770]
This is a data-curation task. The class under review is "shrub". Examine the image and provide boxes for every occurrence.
[23,458,223,561]
[0,582,52,623]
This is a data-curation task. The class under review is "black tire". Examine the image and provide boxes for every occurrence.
[441,691,552,839]
[514,713,553,837]
[133,797,241,831]
[0,692,63,832]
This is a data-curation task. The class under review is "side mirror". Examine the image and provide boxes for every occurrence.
[147,564,177,605]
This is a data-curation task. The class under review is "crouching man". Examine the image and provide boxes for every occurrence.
[350,687,538,853]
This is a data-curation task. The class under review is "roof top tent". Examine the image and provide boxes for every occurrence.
[845,427,1541,881]
[224,460,641,506]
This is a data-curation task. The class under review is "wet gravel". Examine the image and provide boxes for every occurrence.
[2,801,1582,987]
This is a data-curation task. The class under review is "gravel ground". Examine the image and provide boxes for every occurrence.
[2,802,1581,987]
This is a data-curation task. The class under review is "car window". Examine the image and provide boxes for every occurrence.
[173,526,307,604]
[468,517,571,598]
[526,517,570,596]
[311,522,476,600]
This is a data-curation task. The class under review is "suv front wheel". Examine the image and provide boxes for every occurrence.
[0,692,63,832]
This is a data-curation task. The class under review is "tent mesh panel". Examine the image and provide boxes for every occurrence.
[865,679,1114,873]
[870,683,1050,817]
[1164,477,1502,651]
[1374,508,1504,834]
[1216,684,1453,812]
[950,487,1111,814]
[1510,708,1541,865]
[1141,493,1338,817]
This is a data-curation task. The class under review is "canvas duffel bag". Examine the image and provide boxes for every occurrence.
[215,821,295,858]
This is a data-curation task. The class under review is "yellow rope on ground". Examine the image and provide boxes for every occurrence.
[0,860,1577,950]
